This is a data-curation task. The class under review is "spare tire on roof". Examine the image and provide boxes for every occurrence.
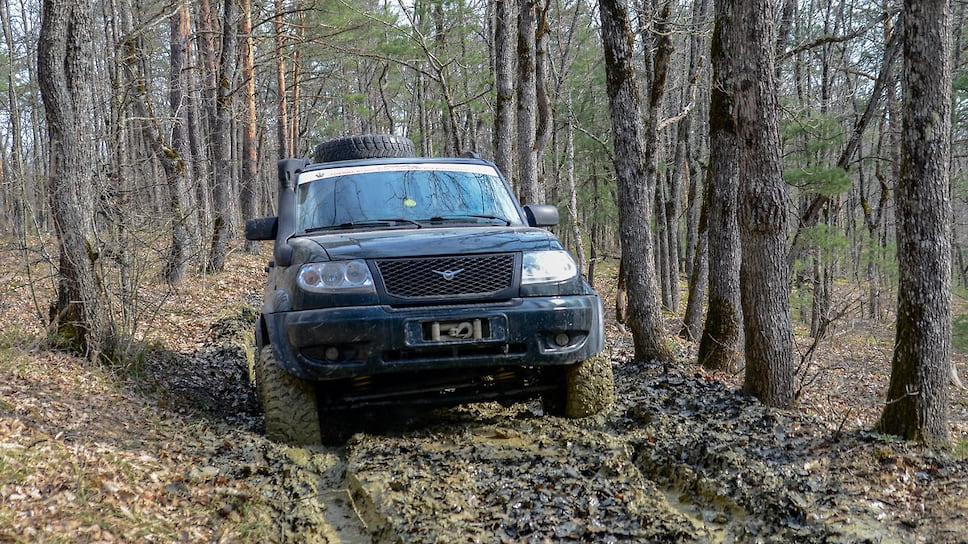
[314,134,417,163]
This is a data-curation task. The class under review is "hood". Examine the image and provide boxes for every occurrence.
[293,226,558,260]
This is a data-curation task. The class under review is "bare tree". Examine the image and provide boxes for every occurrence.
[38,0,118,360]
[598,0,671,362]
[273,0,290,158]
[680,175,708,341]
[732,0,794,407]
[208,0,239,273]
[877,0,952,447]
[240,0,259,254]
[165,0,197,283]
[516,0,542,204]
[493,0,515,177]
[1,0,25,238]
[698,0,741,372]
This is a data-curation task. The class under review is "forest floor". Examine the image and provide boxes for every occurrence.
[1,245,967,543]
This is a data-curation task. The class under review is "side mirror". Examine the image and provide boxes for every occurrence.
[523,204,559,227]
[245,217,278,241]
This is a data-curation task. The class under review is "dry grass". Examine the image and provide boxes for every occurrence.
[0,243,272,543]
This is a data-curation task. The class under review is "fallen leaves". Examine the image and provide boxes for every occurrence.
[0,249,274,543]
[0,350,262,542]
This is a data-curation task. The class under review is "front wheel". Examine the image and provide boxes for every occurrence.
[543,354,615,418]
[254,346,322,445]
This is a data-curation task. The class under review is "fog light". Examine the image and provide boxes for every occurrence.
[324,346,340,361]
[554,333,570,347]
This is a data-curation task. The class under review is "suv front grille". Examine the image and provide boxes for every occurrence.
[375,254,515,300]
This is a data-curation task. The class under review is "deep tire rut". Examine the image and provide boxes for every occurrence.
[181,305,968,543]
[261,445,372,543]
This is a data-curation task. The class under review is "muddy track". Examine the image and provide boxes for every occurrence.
[140,305,968,543]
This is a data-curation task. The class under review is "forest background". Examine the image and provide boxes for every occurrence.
[0,0,966,443]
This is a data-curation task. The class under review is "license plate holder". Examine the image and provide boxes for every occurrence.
[404,315,508,346]
[425,319,489,341]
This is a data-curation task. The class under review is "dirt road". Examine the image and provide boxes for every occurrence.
[146,307,967,543]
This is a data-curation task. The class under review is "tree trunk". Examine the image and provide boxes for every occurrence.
[534,0,552,184]
[38,0,118,361]
[877,0,952,447]
[732,0,794,407]
[680,171,709,342]
[1,0,25,239]
[164,0,197,283]
[615,255,627,325]
[184,0,210,265]
[598,0,670,362]
[698,0,741,372]
[676,0,708,278]
[273,0,290,158]
[240,0,259,254]
[565,99,586,275]
[647,5,675,312]
[516,0,542,204]
[589,166,601,285]
[655,175,672,310]
[493,0,515,177]
[291,13,303,154]
[208,0,239,273]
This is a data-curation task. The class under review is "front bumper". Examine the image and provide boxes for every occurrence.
[262,295,604,382]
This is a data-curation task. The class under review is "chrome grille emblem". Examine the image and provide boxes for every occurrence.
[432,268,464,281]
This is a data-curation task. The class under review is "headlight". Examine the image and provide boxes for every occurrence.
[298,260,375,292]
[521,250,578,284]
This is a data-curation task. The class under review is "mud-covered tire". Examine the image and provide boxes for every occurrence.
[543,354,614,418]
[314,134,416,163]
[254,346,322,445]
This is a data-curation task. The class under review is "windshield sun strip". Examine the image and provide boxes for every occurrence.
[298,163,499,183]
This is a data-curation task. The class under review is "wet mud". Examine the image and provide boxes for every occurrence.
[148,306,968,543]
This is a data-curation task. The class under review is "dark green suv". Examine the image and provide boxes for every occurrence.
[246,135,613,444]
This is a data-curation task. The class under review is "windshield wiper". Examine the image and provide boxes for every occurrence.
[427,214,511,226]
[305,218,423,233]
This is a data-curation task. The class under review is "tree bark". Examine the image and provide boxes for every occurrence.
[534,0,552,182]
[1,0,25,238]
[38,0,118,361]
[598,0,670,362]
[680,171,709,342]
[732,0,794,407]
[698,0,741,372]
[565,99,586,275]
[208,0,239,273]
[186,0,211,261]
[273,0,290,158]
[646,4,675,312]
[655,173,672,309]
[291,11,304,154]
[516,0,542,204]
[164,0,196,283]
[240,0,259,254]
[493,0,515,177]
[877,0,952,447]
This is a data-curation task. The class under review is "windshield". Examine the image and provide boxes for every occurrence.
[295,163,523,232]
